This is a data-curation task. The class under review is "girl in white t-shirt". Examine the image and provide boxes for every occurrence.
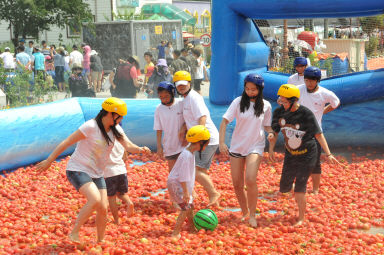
[219,74,273,228]
[167,125,210,239]
[36,97,150,243]
[154,81,185,171]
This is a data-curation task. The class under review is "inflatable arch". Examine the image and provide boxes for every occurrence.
[1,0,384,171]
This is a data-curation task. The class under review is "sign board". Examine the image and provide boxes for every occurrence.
[155,25,163,35]
[200,33,211,47]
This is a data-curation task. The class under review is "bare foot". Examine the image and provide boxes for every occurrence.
[293,219,304,226]
[171,233,181,240]
[312,190,319,195]
[127,203,135,217]
[68,232,80,243]
[249,217,258,228]
[241,212,249,222]
[172,202,181,210]
[207,192,221,207]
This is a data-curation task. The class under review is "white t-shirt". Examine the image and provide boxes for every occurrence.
[69,50,84,67]
[104,140,127,178]
[287,73,304,86]
[167,147,195,202]
[182,90,219,145]
[223,97,272,155]
[298,85,340,130]
[194,57,204,79]
[153,99,185,157]
[66,119,124,178]
[0,52,15,69]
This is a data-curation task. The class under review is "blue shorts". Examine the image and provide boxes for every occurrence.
[66,170,106,191]
[105,174,128,197]
[195,144,218,170]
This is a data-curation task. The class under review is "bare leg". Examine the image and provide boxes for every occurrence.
[95,189,108,242]
[186,208,196,232]
[230,156,248,218]
[311,174,321,194]
[93,78,97,93]
[70,182,101,242]
[294,192,306,226]
[167,159,177,172]
[97,78,102,92]
[245,154,262,228]
[108,196,119,224]
[118,193,135,217]
[195,167,220,207]
[172,210,187,239]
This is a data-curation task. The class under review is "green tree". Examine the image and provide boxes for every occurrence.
[359,15,384,35]
[0,0,93,48]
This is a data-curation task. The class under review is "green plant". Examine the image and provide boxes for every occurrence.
[365,36,379,57]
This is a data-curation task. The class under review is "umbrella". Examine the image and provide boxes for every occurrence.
[182,31,195,38]
[293,39,313,51]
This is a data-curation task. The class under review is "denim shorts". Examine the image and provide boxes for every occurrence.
[66,170,106,191]
[195,144,218,170]
[105,174,128,197]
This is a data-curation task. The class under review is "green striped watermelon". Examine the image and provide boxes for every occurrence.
[193,209,218,231]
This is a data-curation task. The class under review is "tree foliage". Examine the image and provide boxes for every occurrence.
[0,0,93,47]
[359,15,384,35]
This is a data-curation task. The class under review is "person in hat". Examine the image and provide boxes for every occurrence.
[147,58,172,98]
[51,46,66,92]
[90,50,103,93]
[69,63,89,97]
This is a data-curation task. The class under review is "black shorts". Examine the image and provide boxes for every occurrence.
[312,140,322,174]
[105,174,128,197]
[165,152,181,161]
[55,66,65,83]
[194,79,203,91]
[279,144,317,193]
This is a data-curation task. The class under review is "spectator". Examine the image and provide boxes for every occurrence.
[152,40,166,59]
[183,38,189,49]
[0,47,16,72]
[180,48,197,84]
[165,41,174,60]
[51,46,66,92]
[147,58,172,98]
[143,52,155,85]
[170,50,189,74]
[90,50,103,93]
[109,58,139,98]
[191,49,208,94]
[15,45,31,72]
[18,38,25,47]
[32,46,45,79]
[25,41,34,58]
[82,45,92,86]
[69,45,83,68]
[69,63,92,97]
[41,40,50,57]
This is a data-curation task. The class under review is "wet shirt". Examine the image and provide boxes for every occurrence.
[272,105,321,155]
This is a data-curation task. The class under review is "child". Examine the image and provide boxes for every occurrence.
[287,57,307,86]
[144,52,155,86]
[218,74,273,227]
[167,125,210,239]
[268,84,340,226]
[154,81,185,171]
[298,66,340,194]
[104,139,136,225]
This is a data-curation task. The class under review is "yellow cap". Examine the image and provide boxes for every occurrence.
[277,84,300,99]
[186,125,210,143]
[173,70,191,82]
[102,97,127,116]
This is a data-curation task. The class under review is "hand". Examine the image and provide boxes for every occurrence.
[178,129,187,143]
[326,154,341,165]
[36,160,52,171]
[268,149,276,163]
[183,191,190,203]
[140,146,151,154]
[219,142,229,155]
[157,146,164,158]
[267,132,275,142]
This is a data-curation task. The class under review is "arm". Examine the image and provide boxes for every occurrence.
[323,103,339,115]
[36,130,86,171]
[198,115,207,126]
[178,123,187,143]
[119,134,150,154]
[109,72,116,89]
[156,130,163,158]
[219,118,229,155]
[315,133,340,164]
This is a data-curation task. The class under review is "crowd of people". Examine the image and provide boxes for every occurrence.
[36,56,341,242]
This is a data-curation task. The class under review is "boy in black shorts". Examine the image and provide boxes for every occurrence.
[268,84,339,225]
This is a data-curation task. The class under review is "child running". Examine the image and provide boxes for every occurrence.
[36,97,150,243]
[287,57,308,86]
[154,81,185,171]
[167,125,210,239]
[268,84,340,226]
[219,74,273,227]
[298,66,340,194]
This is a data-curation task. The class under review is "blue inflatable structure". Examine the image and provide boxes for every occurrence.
[1,0,384,171]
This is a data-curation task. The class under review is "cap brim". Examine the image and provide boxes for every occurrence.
[175,80,189,87]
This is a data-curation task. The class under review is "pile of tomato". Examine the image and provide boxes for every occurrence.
[0,151,383,254]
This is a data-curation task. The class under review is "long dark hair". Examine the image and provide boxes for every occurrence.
[239,86,264,117]
[95,109,123,145]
